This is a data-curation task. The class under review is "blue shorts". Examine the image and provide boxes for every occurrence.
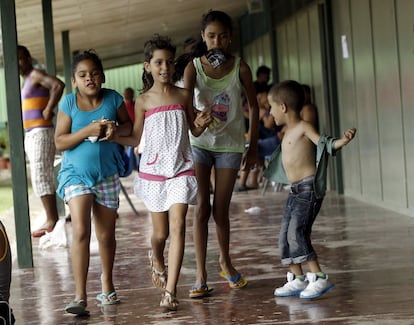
[191,146,242,170]
[63,174,120,209]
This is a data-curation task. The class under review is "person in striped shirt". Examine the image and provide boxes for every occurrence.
[18,45,65,238]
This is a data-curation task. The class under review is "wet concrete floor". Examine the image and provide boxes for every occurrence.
[8,176,414,324]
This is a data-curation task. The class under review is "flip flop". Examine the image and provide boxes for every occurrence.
[219,271,248,289]
[188,283,214,298]
[160,290,179,311]
[65,299,90,316]
[148,251,167,289]
[96,291,121,305]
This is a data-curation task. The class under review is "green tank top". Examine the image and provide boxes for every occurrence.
[190,57,245,153]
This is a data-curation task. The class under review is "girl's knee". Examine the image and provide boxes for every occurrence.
[96,229,115,244]
[72,227,91,242]
[152,230,168,243]
[212,213,229,227]
[170,223,185,239]
[196,203,211,221]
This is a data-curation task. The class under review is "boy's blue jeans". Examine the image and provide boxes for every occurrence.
[279,176,323,266]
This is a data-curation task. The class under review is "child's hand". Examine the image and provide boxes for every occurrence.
[335,128,357,149]
[100,120,117,141]
[42,108,55,121]
[342,128,357,145]
[87,119,105,142]
[241,146,258,171]
[133,146,139,156]
[194,110,212,129]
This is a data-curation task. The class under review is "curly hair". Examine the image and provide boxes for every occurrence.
[71,49,104,78]
[142,34,176,92]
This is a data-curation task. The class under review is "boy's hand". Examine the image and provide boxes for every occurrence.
[342,128,357,144]
[335,127,357,149]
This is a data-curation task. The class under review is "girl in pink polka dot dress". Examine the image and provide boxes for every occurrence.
[115,35,211,311]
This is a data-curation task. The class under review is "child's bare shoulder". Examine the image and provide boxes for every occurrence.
[173,86,192,103]
[175,85,191,96]
[282,121,315,150]
[136,92,151,111]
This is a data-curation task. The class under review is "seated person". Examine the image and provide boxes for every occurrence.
[301,84,319,131]
[237,86,282,191]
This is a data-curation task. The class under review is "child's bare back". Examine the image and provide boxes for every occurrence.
[281,120,318,183]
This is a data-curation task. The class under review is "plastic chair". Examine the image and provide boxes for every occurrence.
[261,154,284,195]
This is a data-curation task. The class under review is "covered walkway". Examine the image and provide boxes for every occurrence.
[7,173,414,324]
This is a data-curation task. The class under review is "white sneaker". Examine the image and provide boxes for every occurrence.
[299,272,335,299]
[274,272,308,297]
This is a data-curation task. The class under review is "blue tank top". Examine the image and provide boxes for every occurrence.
[56,88,125,198]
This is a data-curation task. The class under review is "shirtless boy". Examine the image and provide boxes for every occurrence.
[265,80,356,299]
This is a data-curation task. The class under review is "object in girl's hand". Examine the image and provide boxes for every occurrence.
[38,219,67,250]
[206,48,227,68]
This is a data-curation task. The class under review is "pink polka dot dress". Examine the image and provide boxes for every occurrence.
[134,104,197,212]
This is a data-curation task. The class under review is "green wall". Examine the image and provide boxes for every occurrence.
[103,63,143,97]
[332,0,414,214]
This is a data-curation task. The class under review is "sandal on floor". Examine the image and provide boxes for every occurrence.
[160,290,179,311]
[148,251,167,289]
[219,270,248,289]
[96,291,121,305]
[188,283,214,298]
[65,299,89,316]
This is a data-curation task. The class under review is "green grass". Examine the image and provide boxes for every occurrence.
[0,177,33,214]
[0,177,13,213]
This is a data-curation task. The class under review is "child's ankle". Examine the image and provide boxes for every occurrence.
[316,272,326,279]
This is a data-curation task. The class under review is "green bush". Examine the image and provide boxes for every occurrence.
[0,126,9,157]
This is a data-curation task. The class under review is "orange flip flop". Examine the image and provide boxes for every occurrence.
[189,284,214,298]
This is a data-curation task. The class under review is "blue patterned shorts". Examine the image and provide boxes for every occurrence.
[63,174,120,209]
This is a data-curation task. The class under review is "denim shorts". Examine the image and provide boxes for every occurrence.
[191,146,242,170]
[279,176,323,266]
[63,174,120,209]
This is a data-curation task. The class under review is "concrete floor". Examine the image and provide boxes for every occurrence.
[7,174,414,324]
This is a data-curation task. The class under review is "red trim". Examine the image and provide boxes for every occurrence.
[145,104,185,118]
[138,169,195,181]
